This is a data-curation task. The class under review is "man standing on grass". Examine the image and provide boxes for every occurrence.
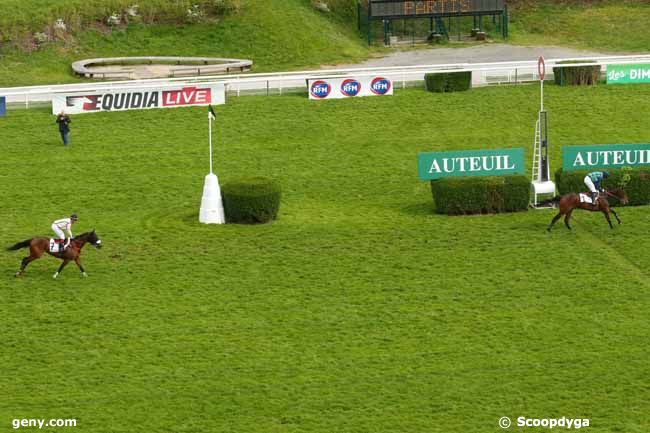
[56,110,71,145]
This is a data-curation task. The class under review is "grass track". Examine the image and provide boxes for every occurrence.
[1,84,650,432]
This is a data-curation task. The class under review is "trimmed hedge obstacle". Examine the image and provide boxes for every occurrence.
[221,177,281,224]
[553,60,601,86]
[430,175,529,215]
[425,71,472,93]
[555,168,650,206]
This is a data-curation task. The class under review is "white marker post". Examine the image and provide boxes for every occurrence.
[199,105,226,224]
[539,56,545,112]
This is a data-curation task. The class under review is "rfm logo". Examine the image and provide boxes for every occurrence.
[310,80,331,99]
[340,79,361,97]
[370,77,391,95]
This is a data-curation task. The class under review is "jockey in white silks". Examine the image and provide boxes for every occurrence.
[51,214,78,251]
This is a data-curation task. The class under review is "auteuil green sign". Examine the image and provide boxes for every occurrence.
[418,148,524,180]
[563,144,650,171]
[606,64,650,84]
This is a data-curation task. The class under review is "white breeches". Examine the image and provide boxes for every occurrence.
[584,176,597,193]
[51,224,65,239]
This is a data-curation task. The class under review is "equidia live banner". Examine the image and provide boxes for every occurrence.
[51,84,225,115]
[418,148,525,180]
[307,76,393,100]
[562,144,650,171]
[606,64,650,84]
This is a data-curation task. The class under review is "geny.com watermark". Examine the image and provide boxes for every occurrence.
[499,416,590,429]
[12,419,76,429]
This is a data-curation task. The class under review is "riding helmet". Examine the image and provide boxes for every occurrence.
[70,213,78,221]
[603,171,610,178]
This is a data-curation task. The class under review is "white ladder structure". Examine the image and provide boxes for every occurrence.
[530,56,556,208]
[531,111,556,207]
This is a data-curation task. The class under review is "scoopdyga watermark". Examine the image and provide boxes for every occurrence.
[499,416,590,429]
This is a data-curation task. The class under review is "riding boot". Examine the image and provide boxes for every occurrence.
[592,192,599,205]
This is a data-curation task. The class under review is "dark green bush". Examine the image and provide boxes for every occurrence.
[425,71,471,93]
[555,168,650,206]
[430,175,529,215]
[221,177,281,224]
[553,61,601,86]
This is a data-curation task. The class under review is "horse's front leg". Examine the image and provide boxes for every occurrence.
[53,259,70,279]
[611,209,622,225]
[603,210,614,229]
[74,257,88,277]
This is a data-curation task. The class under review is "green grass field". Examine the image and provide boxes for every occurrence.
[509,0,650,52]
[0,0,369,87]
[2,1,650,87]
[1,83,650,432]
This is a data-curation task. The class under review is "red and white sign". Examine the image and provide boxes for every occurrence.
[52,84,225,115]
[538,56,546,81]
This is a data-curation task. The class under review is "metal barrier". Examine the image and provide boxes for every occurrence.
[2,54,650,108]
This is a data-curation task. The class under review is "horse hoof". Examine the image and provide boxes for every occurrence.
[15,272,21,278]
[53,273,59,279]
[81,272,88,278]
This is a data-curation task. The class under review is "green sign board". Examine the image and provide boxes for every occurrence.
[606,64,650,84]
[418,148,525,180]
[562,144,650,171]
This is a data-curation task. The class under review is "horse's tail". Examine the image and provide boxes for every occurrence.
[537,196,562,207]
[7,239,32,251]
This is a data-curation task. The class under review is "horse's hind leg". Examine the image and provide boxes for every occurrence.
[547,212,563,232]
[15,256,32,277]
[564,210,574,230]
[15,248,41,277]
[611,209,622,225]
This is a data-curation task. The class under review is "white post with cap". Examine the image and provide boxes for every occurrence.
[199,106,226,224]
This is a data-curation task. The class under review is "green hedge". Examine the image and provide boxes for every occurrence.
[221,177,281,224]
[553,60,601,86]
[430,175,529,215]
[555,168,650,206]
[425,72,472,93]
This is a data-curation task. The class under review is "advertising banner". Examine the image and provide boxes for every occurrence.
[562,144,650,171]
[606,64,650,84]
[307,76,393,100]
[52,84,225,115]
[418,148,525,180]
[0,96,6,117]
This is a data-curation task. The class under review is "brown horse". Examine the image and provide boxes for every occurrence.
[547,188,629,231]
[8,230,102,278]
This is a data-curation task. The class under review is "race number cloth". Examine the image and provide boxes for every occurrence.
[52,84,225,115]
[579,193,594,204]
[49,239,63,253]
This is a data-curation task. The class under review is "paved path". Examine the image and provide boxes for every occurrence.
[329,44,620,69]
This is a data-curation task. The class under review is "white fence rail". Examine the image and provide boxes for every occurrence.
[2,55,649,108]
